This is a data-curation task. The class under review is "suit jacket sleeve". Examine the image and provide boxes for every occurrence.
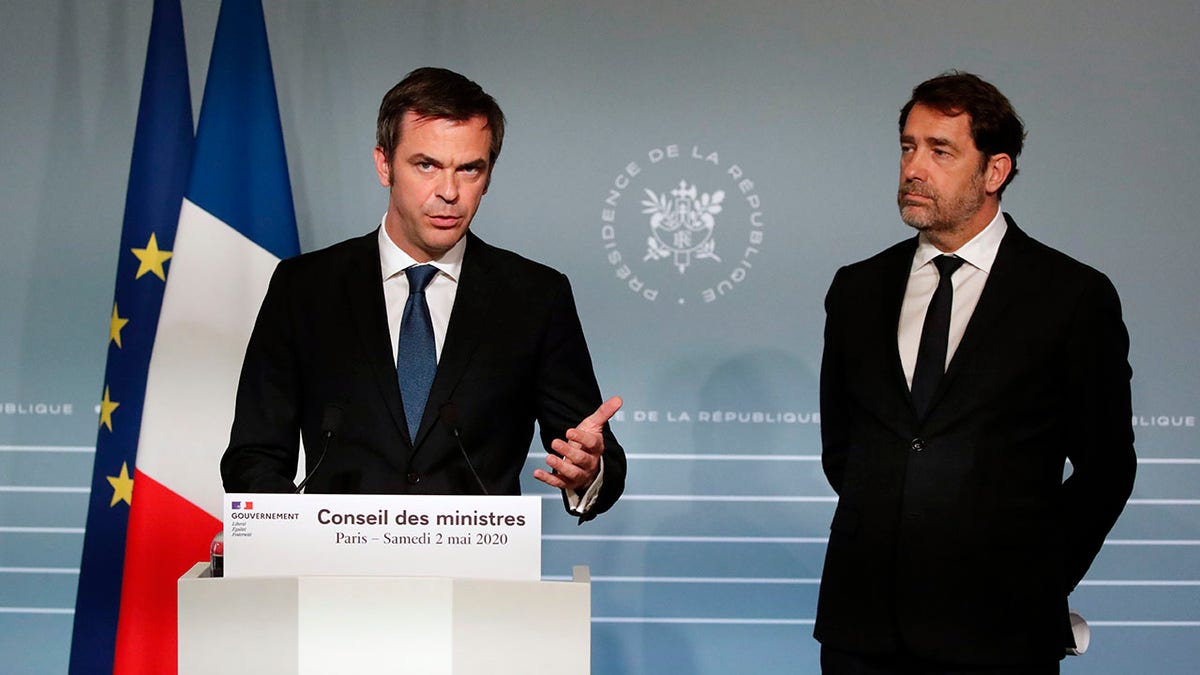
[820,267,851,494]
[220,260,303,493]
[534,275,626,522]
[1059,271,1136,590]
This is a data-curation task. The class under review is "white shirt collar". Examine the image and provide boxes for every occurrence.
[377,215,466,283]
[911,206,1007,275]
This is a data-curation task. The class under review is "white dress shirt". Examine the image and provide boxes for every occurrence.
[377,220,602,512]
[378,224,465,363]
[898,208,1007,389]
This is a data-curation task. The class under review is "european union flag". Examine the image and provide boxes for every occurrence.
[69,0,194,672]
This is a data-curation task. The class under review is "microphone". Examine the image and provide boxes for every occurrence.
[295,405,343,494]
[439,402,488,495]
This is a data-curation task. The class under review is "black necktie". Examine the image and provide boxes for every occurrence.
[397,265,439,439]
[910,255,965,418]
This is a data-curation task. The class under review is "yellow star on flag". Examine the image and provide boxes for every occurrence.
[110,303,130,348]
[131,232,173,281]
[107,461,134,507]
[99,386,119,431]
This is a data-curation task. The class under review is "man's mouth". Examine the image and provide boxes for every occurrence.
[427,214,461,226]
[899,190,934,205]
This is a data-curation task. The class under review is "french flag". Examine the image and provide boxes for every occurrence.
[113,1,298,672]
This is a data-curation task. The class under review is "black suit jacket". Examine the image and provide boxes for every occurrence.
[814,216,1135,665]
[221,230,625,522]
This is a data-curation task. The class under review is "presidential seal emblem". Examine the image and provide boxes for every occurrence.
[642,181,724,274]
[599,144,765,305]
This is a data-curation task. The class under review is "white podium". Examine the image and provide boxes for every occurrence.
[178,562,591,675]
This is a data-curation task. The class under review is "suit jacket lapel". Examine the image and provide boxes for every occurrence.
[933,215,1034,414]
[856,237,923,434]
[344,230,412,445]
[412,232,498,449]
[883,239,919,409]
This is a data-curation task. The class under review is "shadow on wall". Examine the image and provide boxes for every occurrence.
[632,349,821,670]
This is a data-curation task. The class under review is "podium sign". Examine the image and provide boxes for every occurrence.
[223,493,541,580]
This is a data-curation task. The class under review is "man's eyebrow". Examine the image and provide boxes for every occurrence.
[404,154,488,170]
[899,134,959,150]
[407,153,442,166]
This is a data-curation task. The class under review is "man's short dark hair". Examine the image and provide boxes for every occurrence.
[899,71,1026,196]
[376,67,506,170]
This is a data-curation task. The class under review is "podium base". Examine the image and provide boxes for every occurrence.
[178,562,591,674]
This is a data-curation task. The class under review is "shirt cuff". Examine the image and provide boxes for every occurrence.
[565,457,604,514]
[1066,609,1090,655]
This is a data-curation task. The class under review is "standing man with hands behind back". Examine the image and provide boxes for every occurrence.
[816,72,1136,673]
[222,67,625,522]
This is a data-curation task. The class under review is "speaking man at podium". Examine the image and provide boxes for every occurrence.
[221,67,624,522]
[815,72,1135,672]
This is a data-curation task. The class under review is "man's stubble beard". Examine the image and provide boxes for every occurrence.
[898,170,986,236]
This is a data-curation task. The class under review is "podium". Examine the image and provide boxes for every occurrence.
[178,562,591,674]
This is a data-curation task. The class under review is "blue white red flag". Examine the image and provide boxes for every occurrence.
[111,1,299,671]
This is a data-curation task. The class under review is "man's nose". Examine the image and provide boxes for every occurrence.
[902,152,928,182]
[436,171,459,202]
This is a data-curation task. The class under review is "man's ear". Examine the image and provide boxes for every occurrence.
[373,146,392,188]
[985,153,1012,195]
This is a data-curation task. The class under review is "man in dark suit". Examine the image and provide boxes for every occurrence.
[221,67,624,522]
[815,72,1136,672]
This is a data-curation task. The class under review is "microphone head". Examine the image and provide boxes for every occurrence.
[321,405,343,436]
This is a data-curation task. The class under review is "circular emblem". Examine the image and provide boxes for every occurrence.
[599,144,766,305]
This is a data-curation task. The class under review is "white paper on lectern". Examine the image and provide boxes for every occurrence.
[223,493,541,580]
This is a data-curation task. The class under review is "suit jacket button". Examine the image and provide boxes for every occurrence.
[910,438,925,452]
[406,472,421,485]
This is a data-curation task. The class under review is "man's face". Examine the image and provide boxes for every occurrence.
[374,112,492,262]
[897,104,990,237]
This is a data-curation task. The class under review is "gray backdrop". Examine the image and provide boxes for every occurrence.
[2,1,1198,672]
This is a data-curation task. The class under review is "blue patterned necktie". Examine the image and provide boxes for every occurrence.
[910,254,965,418]
[397,264,439,439]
